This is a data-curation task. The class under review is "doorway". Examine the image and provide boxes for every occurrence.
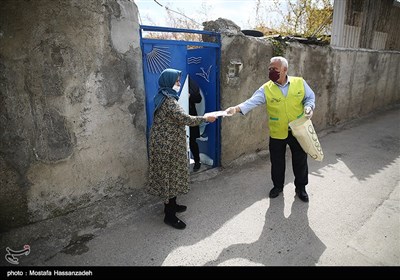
[140,25,221,170]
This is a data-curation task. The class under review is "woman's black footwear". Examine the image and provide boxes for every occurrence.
[164,197,187,213]
[164,201,186,229]
[173,197,187,212]
[164,215,186,229]
[175,204,187,213]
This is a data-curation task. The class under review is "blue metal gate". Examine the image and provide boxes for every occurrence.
[140,25,221,167]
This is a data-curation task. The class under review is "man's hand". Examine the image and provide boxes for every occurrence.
[304,106,313,119]
[225,106,240,116]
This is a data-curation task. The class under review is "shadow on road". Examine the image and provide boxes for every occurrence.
[204,195,326,266]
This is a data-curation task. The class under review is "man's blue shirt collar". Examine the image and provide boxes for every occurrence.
[273,75,290,87]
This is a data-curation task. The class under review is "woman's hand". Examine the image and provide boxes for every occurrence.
[203,113,217,123]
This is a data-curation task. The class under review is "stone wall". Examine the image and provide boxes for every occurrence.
[218,33,273,165]
[0,0,147,231]
[328,48,399,124]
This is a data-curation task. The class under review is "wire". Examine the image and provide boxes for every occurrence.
[153,0,202,27]
[153,0,163,7]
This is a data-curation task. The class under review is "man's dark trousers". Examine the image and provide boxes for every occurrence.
[269,131,308,190]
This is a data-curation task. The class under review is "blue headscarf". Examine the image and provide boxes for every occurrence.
[153,68,181,114]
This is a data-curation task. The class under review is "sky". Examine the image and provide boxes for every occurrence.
[135,0,280,30]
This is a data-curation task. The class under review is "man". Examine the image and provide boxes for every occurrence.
[225,56,315,202]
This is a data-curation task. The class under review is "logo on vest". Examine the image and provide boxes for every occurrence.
[271,98,281,103]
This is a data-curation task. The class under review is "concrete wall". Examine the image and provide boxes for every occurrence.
[219,34,273,165]
[329,48,400,123]
[0,0,147,231]
[285,43,334,132]
[219,31,400,166]
[286,44,400,126]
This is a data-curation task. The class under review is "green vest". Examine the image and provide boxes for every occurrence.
[264,76,305,139]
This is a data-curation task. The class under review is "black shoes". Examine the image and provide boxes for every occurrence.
[164,197,187,213]
[193,162,201,171]
[269,186,283,198]
[296,188,309,202]
[175,204,187,213]
[269,186,309,202]
[164,204,187,213]
[164,215,186,230]
[164,197,187,230]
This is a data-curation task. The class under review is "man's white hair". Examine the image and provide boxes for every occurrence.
[270,56,288,69]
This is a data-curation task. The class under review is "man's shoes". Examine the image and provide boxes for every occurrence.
[193,162,201,171]
[164,215,186,230]
[269,186,283,198]
[296,188,309,202]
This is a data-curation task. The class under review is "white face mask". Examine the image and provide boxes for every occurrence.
[172,85,180,92]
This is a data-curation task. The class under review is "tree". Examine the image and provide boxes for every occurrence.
[249,0,280,35]
[254,0,333,38]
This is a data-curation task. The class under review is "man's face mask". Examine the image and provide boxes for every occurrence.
[269,69,280,82]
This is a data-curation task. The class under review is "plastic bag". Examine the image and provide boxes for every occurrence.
[289,117,324,161]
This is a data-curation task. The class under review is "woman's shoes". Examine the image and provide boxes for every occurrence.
[164,198,187,229]
[164,215,186,229]
[164,198,187,213]
[175,204,187,213]
[164,204,186,213]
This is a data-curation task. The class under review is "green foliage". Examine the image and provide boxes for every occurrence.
[269,39,287,57]
[253,0,333,38]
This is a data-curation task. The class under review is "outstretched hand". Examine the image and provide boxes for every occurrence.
[225,106,239,116]
[203,113,217,123]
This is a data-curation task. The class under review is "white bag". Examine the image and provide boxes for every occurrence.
[289,117,324,161]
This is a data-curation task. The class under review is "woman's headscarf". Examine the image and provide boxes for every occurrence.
[153,68,182,114]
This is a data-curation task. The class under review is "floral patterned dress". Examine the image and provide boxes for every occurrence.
[147,97,206,202]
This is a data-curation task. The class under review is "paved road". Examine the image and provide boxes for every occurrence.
[1,107,399,268]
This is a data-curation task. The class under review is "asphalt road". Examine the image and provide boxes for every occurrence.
[1,107,399,269]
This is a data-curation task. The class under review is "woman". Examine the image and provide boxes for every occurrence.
[147,68,216,230]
